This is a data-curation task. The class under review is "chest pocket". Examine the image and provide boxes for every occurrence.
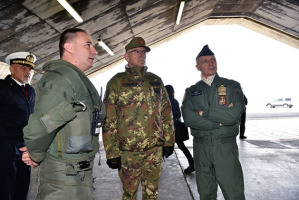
[149,81,162,104]
[190,89,206,110]
[118,82,138,107]
[63,108,92,153]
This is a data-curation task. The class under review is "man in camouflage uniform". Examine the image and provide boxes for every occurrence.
[181,45,245,200]
[103,37,175,200]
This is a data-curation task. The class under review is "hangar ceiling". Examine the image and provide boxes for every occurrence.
[0,0,298,84]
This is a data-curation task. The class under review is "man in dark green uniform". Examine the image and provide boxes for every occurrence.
[103,37,175,200]
[182,45,246,200]
[22,28,101,200]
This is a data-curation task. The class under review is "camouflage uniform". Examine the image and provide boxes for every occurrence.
[103,65,175,199]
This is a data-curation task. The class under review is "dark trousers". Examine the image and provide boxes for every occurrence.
[176,141,194,166]
[240,110,246,137]
[0,142,31,200]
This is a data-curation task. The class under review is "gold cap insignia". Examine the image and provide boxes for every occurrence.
[26,53,34,63]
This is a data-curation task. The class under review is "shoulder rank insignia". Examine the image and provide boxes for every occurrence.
[191,90,202,96]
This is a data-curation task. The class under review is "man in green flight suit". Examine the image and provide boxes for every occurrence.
[103,37,175,200]
[181,45,246,200]
[21,28,102,200]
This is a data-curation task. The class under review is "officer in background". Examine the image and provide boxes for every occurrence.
[182,45,245,200]
[239,95,248,139]
[0,52,36,200]
[22,28,102,200]
[165,84,194,174]
[103,37,175,200]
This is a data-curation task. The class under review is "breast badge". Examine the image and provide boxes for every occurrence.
[218,85,227,106]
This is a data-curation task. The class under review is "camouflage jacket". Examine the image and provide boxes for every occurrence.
[103,66,175,159]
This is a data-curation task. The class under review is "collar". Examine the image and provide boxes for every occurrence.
[201,74,216,86]
[125,65,148,76]
[11,76,25,86]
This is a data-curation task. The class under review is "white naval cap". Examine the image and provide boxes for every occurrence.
[5,52,37,69]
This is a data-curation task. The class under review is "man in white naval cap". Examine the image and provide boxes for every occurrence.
[0,52,36,200]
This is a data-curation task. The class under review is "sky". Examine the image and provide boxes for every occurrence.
[90,24,299,113]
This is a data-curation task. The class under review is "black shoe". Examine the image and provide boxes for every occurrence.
[184,166,195,174]
[240,136,247,139]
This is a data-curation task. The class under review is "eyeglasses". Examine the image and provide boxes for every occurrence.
[127,49,147,55]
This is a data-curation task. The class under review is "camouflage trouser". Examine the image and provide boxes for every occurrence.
[36,156,94,200]
[119,146,163,200]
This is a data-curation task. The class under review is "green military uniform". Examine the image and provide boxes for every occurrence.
[103,65,175,199]
[24,60,100,200]
[182,73,245,200]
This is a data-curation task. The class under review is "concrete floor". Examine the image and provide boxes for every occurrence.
[28,110,299,200]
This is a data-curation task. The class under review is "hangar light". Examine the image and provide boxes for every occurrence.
[57,0,83,23]
[176,0,185,25]
[98,39,114,56]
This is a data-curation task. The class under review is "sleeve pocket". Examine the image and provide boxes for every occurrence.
[40,101,77,133]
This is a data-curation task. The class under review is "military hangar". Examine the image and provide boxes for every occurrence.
[0,0,298,83]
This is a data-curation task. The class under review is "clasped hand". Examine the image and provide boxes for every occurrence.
[19,147,39,168]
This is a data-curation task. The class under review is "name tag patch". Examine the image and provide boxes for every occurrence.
[191,90,202,96]
[122,82,138,87]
